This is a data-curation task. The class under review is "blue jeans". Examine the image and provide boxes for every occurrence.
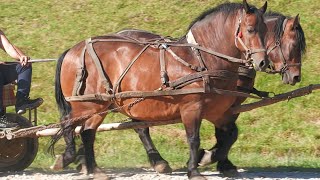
[0,63,32,114]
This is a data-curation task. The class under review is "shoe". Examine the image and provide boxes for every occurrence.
[0,115,18,128]
[15,97,44,115]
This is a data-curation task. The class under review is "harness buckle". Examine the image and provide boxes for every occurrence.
[160,43,168,49]
[246,49,252,56]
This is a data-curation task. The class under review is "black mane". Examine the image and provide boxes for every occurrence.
[265,11,287,41]
[295,20,306,54]
[265,11,306,54]
[188,2,259,30]
[265,11,285,18]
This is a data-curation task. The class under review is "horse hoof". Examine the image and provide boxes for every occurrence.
[94,167,104,173]
[221,169,240,177]
[190,175,207,180]
[93,172,110,180]
[50,155,63,171]
[153,161,172,174]
[76,163,88,174]
[198,150,213,166]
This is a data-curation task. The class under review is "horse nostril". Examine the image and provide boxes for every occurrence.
[259,59,269,70]
[293,75,301,82]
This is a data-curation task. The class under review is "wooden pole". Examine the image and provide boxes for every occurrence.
[28,59,57,63]
[231,84,320,114]
[35,119,181,137]
[3,59,56,64]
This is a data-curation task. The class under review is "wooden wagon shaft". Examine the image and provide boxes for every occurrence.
[4,119,181,139]
[231,84,320,114]
[35,119,181,137]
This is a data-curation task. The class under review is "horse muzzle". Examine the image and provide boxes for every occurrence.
[252,58,270,72]
[282,71,301,86]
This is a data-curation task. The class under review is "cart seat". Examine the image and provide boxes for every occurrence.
[2,84,16,107]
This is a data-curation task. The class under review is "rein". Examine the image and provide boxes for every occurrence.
[266,18,301,75]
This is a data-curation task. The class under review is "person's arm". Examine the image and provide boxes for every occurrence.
[0,30,30,66]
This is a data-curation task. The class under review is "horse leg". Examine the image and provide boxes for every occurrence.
[134,125,172,173]
[62,125,77,167]
[215,122,239,177]
[80,129,97,174]
[50,118,77,170]
[198,114,239,177]
[181,104,205,180]
[80,114,109,179]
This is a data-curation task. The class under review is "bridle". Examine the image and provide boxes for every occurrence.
[266,18,301,75]
[234,10,266,63]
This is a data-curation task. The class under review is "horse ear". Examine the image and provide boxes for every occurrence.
[293,14,300,30]
[259,1,268,14]
[243,0,250,13]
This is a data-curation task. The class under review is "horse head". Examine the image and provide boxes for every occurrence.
[235,0,269,72]
[266,14,306,85]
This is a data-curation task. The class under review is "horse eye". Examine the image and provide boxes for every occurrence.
[291,42,298,48]
[247,27,255,33]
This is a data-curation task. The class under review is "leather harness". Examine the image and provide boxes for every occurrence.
[66,30,265,102]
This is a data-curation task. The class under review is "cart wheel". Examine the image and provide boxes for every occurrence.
[0,113,38,172]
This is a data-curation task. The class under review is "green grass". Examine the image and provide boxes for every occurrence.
[0,0,319,171]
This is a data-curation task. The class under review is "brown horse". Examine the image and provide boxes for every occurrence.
[194,11,306,175]
[50,1,268,179]
[114,11,306,177]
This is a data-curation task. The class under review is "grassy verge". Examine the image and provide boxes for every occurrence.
[0,0,319,171]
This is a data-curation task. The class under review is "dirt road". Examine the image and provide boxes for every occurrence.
[1,168,320,180]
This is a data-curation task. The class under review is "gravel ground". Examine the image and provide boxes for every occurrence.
[1,168,320,180]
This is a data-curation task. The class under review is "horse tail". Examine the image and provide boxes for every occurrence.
[55,49,72,118]
[48,49,71,156]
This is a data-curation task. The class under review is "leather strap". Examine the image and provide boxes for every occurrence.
[112,44,151,94]
[186,29,210,92]
[169,70,237,89]
[86,38,112,94]
[159,45,169,86]
[65,85,262,102]
[72,45,87,96]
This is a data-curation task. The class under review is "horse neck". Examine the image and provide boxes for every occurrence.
[190,11,241,72]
